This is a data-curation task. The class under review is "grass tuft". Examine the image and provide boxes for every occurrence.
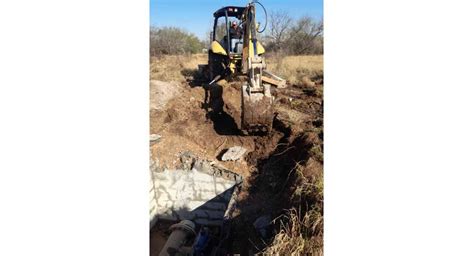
[264,207,323,256]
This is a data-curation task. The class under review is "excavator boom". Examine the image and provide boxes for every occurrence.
[240,2,274,133]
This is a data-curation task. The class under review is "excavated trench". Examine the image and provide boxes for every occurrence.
[150,77,323,255]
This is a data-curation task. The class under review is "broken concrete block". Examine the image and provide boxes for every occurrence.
[221,146,247,161]
[180,151,195,170]
[193,159,213,173]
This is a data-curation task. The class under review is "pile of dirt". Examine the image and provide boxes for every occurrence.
[150,80,182,111]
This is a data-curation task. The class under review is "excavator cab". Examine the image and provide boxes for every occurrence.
[208,6,249,79]
[206,2,286,134]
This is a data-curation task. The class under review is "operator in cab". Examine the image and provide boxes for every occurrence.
[229,21,242,39]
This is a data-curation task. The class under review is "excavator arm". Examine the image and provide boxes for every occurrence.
[240,2,275,133]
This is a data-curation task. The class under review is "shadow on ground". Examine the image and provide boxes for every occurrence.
[181,67,241,136]
[203,83,240,136]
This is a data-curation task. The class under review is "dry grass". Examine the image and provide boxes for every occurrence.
[263,140,324,255]
[150,53,323,87]
[266,54,324,87]
[150,54,207,82]
[310,142,324,163]
[263,207,323,256]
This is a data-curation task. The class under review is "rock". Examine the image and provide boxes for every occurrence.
[150,134,161,142]
[180,151,195,170]
[193,159,213,174]
[221,146,247,161]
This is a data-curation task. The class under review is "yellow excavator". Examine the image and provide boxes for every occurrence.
[202,1,286,134]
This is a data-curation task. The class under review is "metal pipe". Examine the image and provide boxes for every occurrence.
[159,220,196,256]
[208,74,222,86]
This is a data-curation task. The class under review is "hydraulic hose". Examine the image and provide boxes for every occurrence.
[254,0,267,33]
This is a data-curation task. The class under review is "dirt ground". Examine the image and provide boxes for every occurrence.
[150,53,323,254]
[150,78,257,177]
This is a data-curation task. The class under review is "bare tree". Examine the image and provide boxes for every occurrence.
[266,10,293,52]
[287,17,324,55]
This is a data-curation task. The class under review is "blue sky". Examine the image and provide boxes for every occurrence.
[150,0,323,40]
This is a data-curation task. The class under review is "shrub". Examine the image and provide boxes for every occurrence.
[150,26,204,56]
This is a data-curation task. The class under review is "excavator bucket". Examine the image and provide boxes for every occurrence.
[241,83,274,134]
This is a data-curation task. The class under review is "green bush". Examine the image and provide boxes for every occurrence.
[150,26,204,55]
